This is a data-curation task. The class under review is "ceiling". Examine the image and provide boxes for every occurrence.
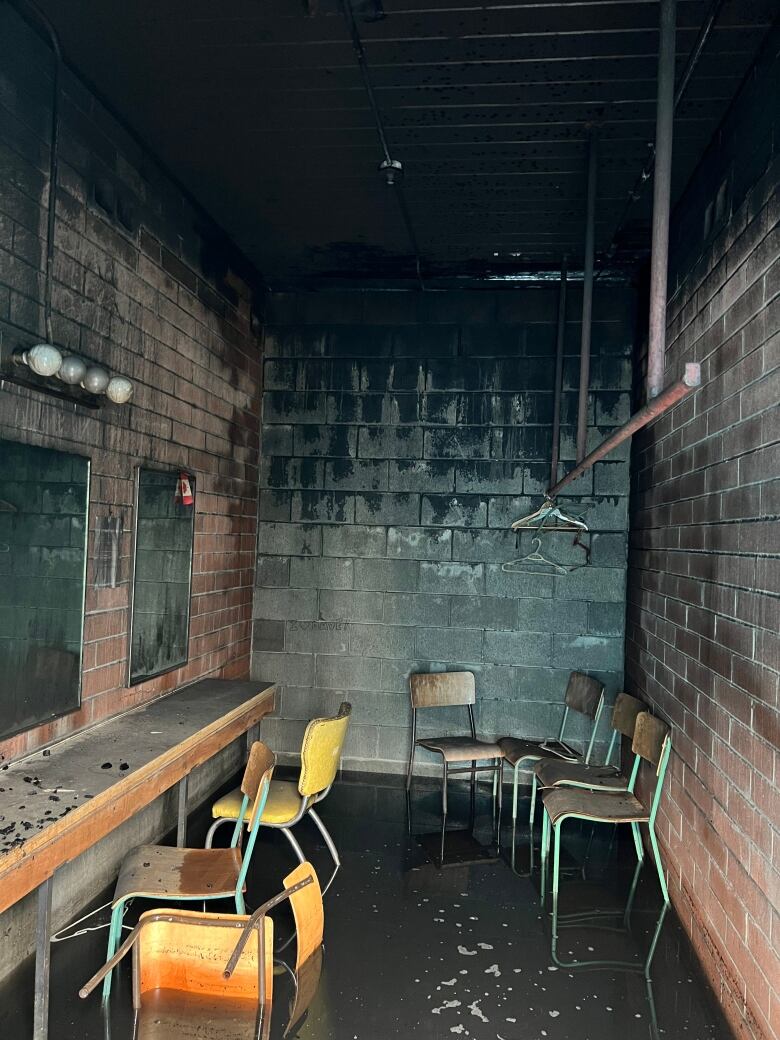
[36,0,777,287]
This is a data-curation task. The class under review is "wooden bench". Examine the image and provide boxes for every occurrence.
[0,677,276,1040]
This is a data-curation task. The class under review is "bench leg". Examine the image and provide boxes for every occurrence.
[33,875,53,1040]
[177,774,189,847]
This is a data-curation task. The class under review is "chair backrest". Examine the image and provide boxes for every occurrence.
[284,861,324,970]
[632,711,669,768]
[133,908,273,1007]
[410,670,475,709]
[611,692,644,738]
[243,741,276,833]
[563,671,604,718]
[298,702,352,798]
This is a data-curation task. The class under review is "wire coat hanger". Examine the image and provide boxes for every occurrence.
[510,496,588,533]
[502,536,571,575]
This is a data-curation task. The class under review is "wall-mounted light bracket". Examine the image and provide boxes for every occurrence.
[0,337,132,409]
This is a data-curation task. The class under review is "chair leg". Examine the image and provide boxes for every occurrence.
[440,762,448,866]
[100,902,125,1002]
[529,773,538,831]
[631,821,645,863]
[235,889,246,915]
[648,827,670,905]
[308,809,341,895]
[551,823,562,962]
[511,762,520,823]
[280,825,307,865]
[406,741,416,792]
[540,809,549,904]
[205,816,233,849]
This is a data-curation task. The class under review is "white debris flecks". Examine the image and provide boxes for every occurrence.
[432,1000,462,1015]
[467,999,489,1023]
[458,946,478,956]
[477,942,493,950]
[485,964,501,976]
[549,1010,560,1018]
[441,978,457,987]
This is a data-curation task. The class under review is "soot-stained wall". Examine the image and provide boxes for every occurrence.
[253,288,634,772]
[0,7,262,765]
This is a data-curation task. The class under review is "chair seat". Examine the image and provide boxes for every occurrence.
[415,735,503,763]
[114,845,243,904]
[542,787,649,827]
[212,780,304,826]
[498,737,578,767]
[534,759,627,791]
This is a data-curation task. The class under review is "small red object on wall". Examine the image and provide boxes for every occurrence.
[175,472,194,506]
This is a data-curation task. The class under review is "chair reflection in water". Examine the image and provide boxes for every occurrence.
[80,861,324,1040]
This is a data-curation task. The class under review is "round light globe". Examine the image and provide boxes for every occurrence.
[106,375,133,404]
[58,355,87,385]
[81,365,110,395]
[26,343,63,377]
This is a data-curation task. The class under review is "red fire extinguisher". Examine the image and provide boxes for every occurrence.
[175,471,194,506]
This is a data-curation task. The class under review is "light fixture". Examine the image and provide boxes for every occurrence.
[106,375,133,404]
[81,365,110,395]
[23,343,62,377]
[58,355,87,385]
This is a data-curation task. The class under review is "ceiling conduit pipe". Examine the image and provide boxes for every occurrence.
[576,132,598,463]
[340,0,425,289]
[647,0,677,399]
[602,0,726,268]
[13,0,62,345]
[549,257,567,488]
[548,0,700,501]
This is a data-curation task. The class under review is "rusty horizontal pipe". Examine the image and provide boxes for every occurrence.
[546,363,701,500]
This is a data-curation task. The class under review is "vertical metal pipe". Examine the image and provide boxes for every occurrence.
[33,875,53,1040]
[647,0,677,399]
[576,134,598,463]
[550,258,568,487]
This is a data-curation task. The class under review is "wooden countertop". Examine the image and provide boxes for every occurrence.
[0,678,276,913]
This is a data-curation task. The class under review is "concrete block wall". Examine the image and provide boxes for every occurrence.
[253,287,633,773]
[0,6,263,765]
[626,26,780,1040]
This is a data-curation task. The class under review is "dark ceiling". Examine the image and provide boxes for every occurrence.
[36,0,776,287]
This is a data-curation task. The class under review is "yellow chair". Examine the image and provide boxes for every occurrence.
[207,703,351,893]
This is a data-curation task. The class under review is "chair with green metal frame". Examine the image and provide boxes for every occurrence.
[532,691,645,804]
[498,671,606,830]
[206,703,351,894]
[540,711,672,965]
[99,740,275,1002]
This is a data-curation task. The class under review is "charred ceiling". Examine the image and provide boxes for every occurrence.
[31,0,778,288]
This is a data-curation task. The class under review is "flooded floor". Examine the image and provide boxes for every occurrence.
[0,773,731,1039]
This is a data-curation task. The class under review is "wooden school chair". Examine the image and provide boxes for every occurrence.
[540,711,672,964]
[99,741,275,1000]
[80,862,323,1040]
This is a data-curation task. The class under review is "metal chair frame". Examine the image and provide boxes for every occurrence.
[540,718,672,968]
[99,742,274,1001]
[406,672,503,865]
[206,705,350,894]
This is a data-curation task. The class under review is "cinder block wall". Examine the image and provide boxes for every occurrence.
[0,4,262,765]
[626,26,779,1040]
[253,287,633,773]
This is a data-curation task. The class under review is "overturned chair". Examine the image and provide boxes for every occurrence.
[207,703,351,894]
[80,861,323,1040]
[98,741,275,1001]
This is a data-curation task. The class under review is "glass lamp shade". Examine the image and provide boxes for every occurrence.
[81,365,110,395]
[25,343,63,377]
[58,355,87,385]
[106,375,134,404]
